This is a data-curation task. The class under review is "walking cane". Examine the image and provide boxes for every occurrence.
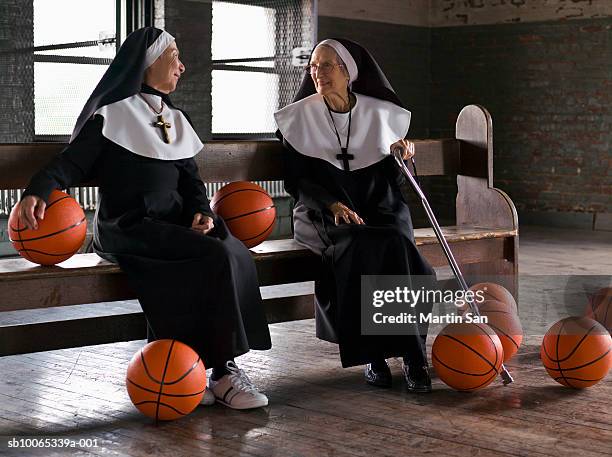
[392,149,514,385]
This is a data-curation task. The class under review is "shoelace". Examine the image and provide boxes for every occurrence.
[226,362,257,393]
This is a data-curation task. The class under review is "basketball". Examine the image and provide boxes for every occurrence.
[540,316,611,389]
[585,287,612,333]
[463,299,523,362]
[8,189,87,265]
[126,339,207,421]
[210,181,276,248]
[432,322,504,391]
[467,282,518,314]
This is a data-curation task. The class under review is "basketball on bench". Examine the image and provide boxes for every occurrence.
[126,339,207,421]
[8,189,87,265]
[211,181,276,248]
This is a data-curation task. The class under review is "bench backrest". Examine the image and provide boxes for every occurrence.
[0,104,493,189]
[0,139,464,188]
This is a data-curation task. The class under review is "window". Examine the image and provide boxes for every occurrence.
[33,0,117,140]
[211,0,315,138]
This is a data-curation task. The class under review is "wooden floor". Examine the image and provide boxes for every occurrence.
[0,225,611,456]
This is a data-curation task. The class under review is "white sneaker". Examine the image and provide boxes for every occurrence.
[209,361,268,410]
[200,386,215,406]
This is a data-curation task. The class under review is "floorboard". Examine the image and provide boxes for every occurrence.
[0,225,610,456]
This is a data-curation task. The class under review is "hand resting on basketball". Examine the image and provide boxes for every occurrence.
[191,212,214,235]
[19,195,46,231]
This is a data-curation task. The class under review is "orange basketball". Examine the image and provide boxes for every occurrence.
[467,282,518,314]
[126,339,207,421]
[432,323,504,391]
[210,181,276,248]
[540,316,611,389]
[585,287,612,333]
[463,299,523,362]
[8,189,87,265]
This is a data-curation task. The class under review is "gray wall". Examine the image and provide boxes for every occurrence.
[318,17,431,139]
[163,0,213,141]
[317,12,454,227]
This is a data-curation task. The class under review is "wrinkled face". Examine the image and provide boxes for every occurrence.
[144,41,185,93]
[309,45,349,97]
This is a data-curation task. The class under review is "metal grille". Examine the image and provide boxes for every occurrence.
[206,181,288,199]
[0,0,35,143]
[0,0,117,143]
[0,182,288,216]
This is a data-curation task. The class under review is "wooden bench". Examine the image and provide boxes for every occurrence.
[0,104,518,356]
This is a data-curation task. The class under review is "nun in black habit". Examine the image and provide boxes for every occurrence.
[19,27,271,410]
[274,38,436,392]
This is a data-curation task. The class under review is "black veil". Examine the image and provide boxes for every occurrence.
[292,38,405,109]
[70,27,166,142]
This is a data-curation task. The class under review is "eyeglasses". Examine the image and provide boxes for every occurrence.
[304,62,345,76]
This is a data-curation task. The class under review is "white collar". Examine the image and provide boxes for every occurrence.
[274,93,410,171]
[94,93,203,160]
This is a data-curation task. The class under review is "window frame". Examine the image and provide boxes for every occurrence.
[210,0,316,140]
[33,0,153,142]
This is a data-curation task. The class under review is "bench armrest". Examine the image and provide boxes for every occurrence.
[455,105,518,231]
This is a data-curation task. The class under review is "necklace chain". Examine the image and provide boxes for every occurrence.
[330,110,350,132]
[139,93,164,115]
[325,93,353,134]
[325,93,353,164]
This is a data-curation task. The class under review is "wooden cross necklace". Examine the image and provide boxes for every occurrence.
[325,94,354,171]
[139,94,172,144]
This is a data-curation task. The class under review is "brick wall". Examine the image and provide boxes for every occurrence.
[0,0,34,143]
[318,1,612,230]
[430,18,612,230]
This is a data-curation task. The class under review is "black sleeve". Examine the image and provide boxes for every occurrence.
[277,131,337,212]
[176,157,214,222]
[22,116,105,203]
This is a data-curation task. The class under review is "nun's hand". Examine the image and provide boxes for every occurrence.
[329,202,364,226]
[18,195,46,231]
[191,213,215,235]
[390,139,415,161]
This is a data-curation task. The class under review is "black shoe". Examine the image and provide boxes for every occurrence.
[402,363,432,393]
[364,360,392,388]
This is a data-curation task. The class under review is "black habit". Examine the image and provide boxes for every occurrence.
[23,110,271,367]
[276,38,436,368]
[23,28,271,368]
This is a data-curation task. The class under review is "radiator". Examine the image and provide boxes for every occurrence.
[0,182,289,216]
